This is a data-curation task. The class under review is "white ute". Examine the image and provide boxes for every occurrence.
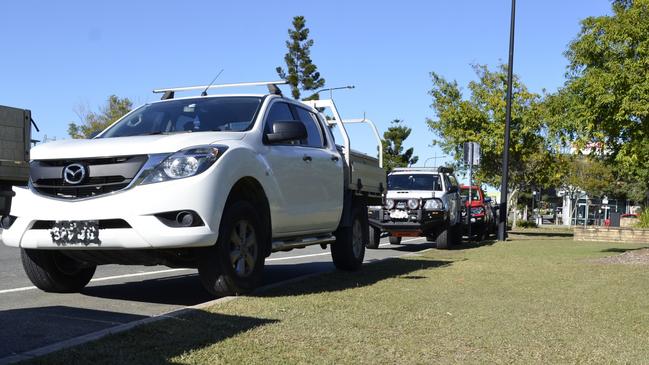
[1,81,385,296]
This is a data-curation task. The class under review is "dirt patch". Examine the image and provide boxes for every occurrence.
[593,248,649,265]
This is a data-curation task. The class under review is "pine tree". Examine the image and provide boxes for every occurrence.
[276,16,325,100]
[382,120,419,172]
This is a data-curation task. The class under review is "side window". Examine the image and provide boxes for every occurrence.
[295,107,324,148]
[264,102,294,134]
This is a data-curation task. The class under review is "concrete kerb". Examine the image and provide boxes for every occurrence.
[0,243,432,365]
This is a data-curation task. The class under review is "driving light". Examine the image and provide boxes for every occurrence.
[385,199,395,210]
[407,199,419,210]
[141,145,226,185]
[424,199,444,211]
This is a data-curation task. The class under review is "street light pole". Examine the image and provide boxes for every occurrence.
[498,0,516,241]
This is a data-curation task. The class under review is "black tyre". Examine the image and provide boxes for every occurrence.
[21,249,96,293]
[389,236,402,245]
[451,224,462,245]
[198,200,266,297]
[425,234,436,242]
[332,203,366,271]
[436,228,450,249]
[366,225,381,249]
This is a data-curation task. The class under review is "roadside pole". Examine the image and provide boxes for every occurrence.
[498,0,516,241]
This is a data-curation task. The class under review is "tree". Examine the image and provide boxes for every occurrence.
[427,64,553,192]
[554,154,614,224]
[382,119,419,172]
[68,95,133,139]
[552,0,649,201]
[276,16,325,100]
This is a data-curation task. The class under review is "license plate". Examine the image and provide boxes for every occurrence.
[391,210,408,219]
[50,221,100,246]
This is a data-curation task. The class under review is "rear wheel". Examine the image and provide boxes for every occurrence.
[389,236,402,245]
[198,200,266,297]
[332,203,366,271]
[366,225,381,249]
[21,249,96,293]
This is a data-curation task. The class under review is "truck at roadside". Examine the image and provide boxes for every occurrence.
[460,185,495,240]
[0,105,31,225]
[1,81,385,297]
[368,167,462,249]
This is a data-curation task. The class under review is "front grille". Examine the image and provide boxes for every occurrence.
[30,155,147,199]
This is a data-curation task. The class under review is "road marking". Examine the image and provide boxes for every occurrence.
[0,268,192,295]
[0,237,427,294]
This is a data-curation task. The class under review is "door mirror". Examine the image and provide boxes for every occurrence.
[448,185,458,193]
[266,121,307,144]
[484,197,492,204]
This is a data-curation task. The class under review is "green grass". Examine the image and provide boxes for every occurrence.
[24,239,649,364]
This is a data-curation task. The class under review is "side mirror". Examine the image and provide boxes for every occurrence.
[484,197,492,204]
[266,121,307,144]
[448,186,458,193]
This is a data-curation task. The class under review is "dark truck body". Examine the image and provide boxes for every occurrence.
[0,105,31,216]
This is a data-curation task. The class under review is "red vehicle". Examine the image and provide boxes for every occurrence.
[460,185,495,240]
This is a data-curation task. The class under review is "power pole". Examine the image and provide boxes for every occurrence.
[498,0,516,241]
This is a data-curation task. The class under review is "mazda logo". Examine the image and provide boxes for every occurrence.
[63,163,86,185]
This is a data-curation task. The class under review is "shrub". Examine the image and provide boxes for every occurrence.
[636,210,649,229]
[517,220,538,229]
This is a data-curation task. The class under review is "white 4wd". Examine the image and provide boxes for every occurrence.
[368,167,462,249]
[1,81,385,297]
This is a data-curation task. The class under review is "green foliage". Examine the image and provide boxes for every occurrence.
[636,210,649,228]
[68,95,133,139]
[382,119,419,172]
[551,0,649,200]
[516,220,538,229]
[554,155,615,199]
[276,16,325,100]
[427,64,553,190]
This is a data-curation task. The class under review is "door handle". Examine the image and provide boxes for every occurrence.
[303,155,312,162]
[331,156,339,162]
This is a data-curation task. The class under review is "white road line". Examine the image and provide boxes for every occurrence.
[0,237,427,295]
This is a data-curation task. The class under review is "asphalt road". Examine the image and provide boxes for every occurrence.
[0,235,430,361]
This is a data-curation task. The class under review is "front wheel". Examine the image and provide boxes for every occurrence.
[366,225,381,249]
[198,200,266,297]
[21,249,96,293]
[332,203,366,271]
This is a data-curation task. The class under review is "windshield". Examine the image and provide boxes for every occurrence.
[387,174,442,191]
[100,97,262,138]
[460,188,481,200]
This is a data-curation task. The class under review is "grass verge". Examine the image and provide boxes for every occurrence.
[23,239,649,364]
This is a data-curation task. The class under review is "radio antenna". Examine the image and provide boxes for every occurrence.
[201,69,224,96]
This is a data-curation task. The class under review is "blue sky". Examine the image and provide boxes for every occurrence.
[1,0,611,173]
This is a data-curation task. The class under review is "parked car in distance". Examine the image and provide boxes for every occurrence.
[460,185,495,240]
[368,167,462,249]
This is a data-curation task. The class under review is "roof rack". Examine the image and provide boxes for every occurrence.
[152,80,288,100]
[391,166,454,174]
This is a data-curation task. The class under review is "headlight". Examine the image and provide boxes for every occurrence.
[141,145,226,185]
[407,199,419,210]
[385,199,395,210]
[424,199,444,211]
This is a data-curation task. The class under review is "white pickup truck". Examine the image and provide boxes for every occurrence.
[1,81,385,297]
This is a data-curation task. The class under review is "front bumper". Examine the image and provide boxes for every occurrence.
[369,208,446,236]
[1,172,224,250]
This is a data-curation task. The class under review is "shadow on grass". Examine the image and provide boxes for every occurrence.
[255,256,453,298]
[601,247,649,253]
[508,230,574,238]
[22,309,277,365]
